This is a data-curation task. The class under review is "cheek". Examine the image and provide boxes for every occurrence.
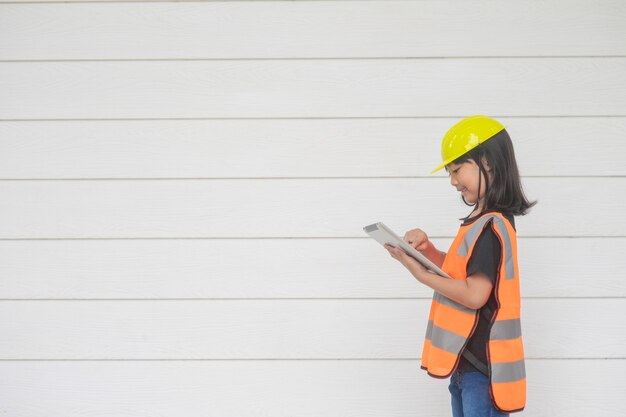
[460,178,481,195]
[465,169,482,190]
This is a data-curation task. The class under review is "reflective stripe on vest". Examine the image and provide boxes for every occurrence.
[458,214,514,280]
[420,212,526,413]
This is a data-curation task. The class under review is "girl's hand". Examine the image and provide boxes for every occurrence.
[403,228,430,252]
[384,243,427,276]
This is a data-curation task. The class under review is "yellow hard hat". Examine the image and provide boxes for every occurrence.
[431,115,506,173]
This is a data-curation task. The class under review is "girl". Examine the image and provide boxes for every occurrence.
[384,115,536,416]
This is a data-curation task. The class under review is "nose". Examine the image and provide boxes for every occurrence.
[450,174,458,187]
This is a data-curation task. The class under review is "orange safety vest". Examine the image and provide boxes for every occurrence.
[420,212,526,413]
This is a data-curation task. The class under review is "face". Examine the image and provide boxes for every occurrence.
[445,158,493,209]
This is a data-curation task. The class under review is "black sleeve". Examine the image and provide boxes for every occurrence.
[466,224,502,285]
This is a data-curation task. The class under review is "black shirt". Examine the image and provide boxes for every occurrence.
[456,211,516,375]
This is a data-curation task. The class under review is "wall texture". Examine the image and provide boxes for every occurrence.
[1,1,625,416]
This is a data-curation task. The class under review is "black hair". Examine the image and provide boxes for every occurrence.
[445,129,537,222]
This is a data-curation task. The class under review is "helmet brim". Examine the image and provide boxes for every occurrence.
[431,162,448,174]
[431,155,458,174]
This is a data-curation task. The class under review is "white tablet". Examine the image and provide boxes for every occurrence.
[363,222,451,278]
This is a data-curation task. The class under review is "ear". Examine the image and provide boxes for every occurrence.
[481,156,492,172]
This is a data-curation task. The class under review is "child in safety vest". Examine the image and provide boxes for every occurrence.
[384,115,536,416]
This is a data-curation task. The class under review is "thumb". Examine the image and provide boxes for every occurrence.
[415,239,429,251]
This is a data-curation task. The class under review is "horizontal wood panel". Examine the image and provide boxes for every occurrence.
[1,117,625,178]
[0,178,623,238]
[0,298,623,359]
[0,359,621,417]
[2,58,626,119]
[1,2,622,417]
[0,238,624,299]
[1,1,624,59]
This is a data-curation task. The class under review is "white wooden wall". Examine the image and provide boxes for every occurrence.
[1,1,625,416]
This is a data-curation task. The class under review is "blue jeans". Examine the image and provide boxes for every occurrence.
[448,370,510,417]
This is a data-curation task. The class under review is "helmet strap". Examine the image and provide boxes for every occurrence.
[463,156,485,212]
[461,195,475,207]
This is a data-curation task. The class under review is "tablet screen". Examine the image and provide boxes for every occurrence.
[363,222,451,278]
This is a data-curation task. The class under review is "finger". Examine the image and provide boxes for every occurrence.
[384,244,398,255]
